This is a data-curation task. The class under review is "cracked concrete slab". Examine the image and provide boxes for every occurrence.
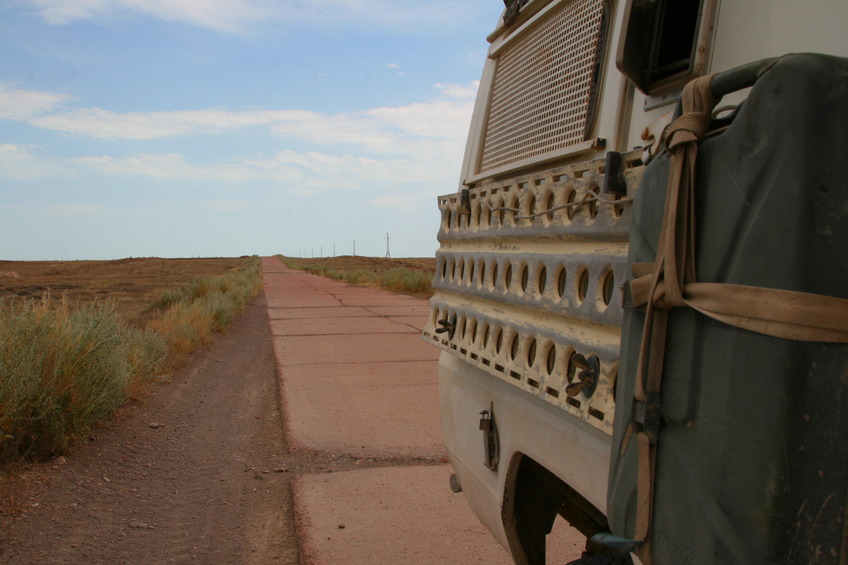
[261,257,585,564]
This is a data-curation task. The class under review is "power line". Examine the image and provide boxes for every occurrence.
[385,233,391,258]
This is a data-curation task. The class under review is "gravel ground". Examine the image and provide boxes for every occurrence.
[0,292,345,564]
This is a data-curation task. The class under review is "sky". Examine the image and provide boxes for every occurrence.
[0,0,504,260]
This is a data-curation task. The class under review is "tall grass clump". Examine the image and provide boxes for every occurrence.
[276,255,301,269]
[147,257,262,356]
[0,256,261,464]
[380,268,432,295]
[0,298,167,461]
[343,269,375,284]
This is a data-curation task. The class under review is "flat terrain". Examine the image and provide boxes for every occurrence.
[0,257,253,326]
[1,255,513,565]
[280,255,435,276]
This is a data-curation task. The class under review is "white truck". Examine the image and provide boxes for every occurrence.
[422,1,848,563]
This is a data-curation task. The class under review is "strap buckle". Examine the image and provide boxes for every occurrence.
[634,391,662,444]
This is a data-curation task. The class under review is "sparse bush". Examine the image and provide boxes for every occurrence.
[276,255,432,296]
[343,270,375,285]
[380,268,432,294]
[0,256,262,463]
[146,288,183,312]
[0,298,166,460]
[125,326,168,390]
[148,257,261,355]
[277,255,302,269]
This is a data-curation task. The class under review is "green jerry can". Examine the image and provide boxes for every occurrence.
[608,53,848,564]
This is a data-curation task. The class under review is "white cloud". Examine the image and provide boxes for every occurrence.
[368,193,433,211]
[6,81,478,154]
[0,81,478,199]
[70,150,430,191]
[0,201,165,215]
[73,153,258,183]
[25,0,267,33]
[22,0,486,33]
[434,81,479,100]
[0,85,72,120]
[29,108,317,140]
[0,144,74,179]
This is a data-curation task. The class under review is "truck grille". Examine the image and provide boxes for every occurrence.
[480,0,606,174]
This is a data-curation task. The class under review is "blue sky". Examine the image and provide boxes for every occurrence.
[0,0,503,260]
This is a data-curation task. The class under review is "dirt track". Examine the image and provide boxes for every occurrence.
[0,292,303,564]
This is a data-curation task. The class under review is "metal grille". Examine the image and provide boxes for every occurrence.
[480,0,605,173]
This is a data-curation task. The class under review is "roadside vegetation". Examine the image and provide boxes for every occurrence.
[277,255,433,297]
[0,257,262,463]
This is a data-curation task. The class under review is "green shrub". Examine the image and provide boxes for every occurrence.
[342,269,375,284]
[0,256,261,463]
[380,268,432,294]
[0,299,166,460]
[146,288,183,312]
[276,256,432,296]
[148,257,261,354]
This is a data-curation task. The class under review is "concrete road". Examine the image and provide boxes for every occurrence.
[262,257,584,564]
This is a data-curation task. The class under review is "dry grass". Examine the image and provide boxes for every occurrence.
[0,257,253,327]
[0,298,167,460]
[0,257,262,463]
[278,255,435,297]
[147,259,261,357]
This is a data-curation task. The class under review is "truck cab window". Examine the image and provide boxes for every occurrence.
[617,0,715,94]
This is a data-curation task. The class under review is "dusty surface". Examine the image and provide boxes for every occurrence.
[0,292,305,564]
[0,257,253,326]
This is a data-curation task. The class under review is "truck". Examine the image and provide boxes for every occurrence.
[421,1,848,563]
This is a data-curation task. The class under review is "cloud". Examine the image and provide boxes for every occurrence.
[22,0,487,33]
[368,193,433,211]
[24,0,268,33]
[5,81,478,153]
[71,150,434,191]
[1,81,478,197]
[0,84,73,120]
[29,108,317,140]
[433,81,479,100]
[0,201,165,215]
[0,144,74,179]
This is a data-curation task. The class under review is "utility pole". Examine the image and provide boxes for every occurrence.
[385,233,391,258]
[320,246,323,258]
[353,240,356,256]
[333,244,336,257]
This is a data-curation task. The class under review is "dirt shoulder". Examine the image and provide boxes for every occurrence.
[0,292,300,564]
